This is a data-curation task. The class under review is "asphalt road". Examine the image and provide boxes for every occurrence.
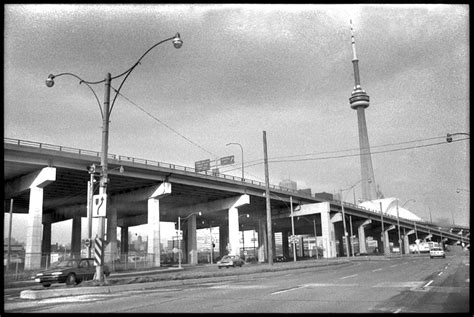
[4,253,469,313]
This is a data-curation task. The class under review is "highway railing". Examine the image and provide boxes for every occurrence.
[4,137,308,196]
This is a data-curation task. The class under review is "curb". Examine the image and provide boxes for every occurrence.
[19,260,349,300]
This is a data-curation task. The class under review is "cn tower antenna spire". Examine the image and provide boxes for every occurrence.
[348,19,377,201]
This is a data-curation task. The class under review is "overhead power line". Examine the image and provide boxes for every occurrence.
[220,137,469,173]
[112,86,218,158]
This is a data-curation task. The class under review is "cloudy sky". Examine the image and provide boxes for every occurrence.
[4,4,469,244]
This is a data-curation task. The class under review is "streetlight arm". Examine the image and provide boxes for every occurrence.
[447,132,470,142]
[46,73,104,118]
[109,34,182,114]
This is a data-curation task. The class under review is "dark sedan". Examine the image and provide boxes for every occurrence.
[217,255,245,268]
[33,258,110,287]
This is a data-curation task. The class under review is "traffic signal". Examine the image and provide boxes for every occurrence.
[87,164,96,174]
[87,164,102,175]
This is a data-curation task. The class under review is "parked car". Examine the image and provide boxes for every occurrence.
[429,247,445,259]
[217,255,244,268]
[275,255,288,262]
[33,258,110,287]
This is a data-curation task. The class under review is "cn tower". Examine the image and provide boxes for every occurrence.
[349,20,377,201]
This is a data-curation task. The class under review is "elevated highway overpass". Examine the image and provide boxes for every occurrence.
[4,138,470,270]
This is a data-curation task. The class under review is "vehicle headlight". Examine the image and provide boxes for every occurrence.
[51,272,63,275]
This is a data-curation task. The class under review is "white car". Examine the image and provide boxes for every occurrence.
[429,247,445,259]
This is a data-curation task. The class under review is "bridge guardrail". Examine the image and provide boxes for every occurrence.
[5,137,311,197]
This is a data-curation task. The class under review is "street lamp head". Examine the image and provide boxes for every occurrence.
[173,33,183,49]
[45,74,55,87]
[446,133,453,143]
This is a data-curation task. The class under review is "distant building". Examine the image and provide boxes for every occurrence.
[314,192,334,201]
[279,179,297,191]
[298,188,312,196]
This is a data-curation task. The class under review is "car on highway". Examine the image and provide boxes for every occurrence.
[217,255,244,268]
[429,247,446,259]
[33,258,110,287]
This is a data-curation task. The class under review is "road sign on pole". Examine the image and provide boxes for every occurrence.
[92,194,107,217]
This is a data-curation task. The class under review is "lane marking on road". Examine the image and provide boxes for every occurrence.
[340,274,358,280]
[423,280,434,288]
[438,272,443,276]
[394,308,402,313]
[389,264,398,267]
[373,281,425,289]
[372,268,382,272]
[303,283,358,288]
[271,286,305,295]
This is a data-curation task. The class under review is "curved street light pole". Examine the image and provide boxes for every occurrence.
[226,142,244,181]
[46,33,183,284]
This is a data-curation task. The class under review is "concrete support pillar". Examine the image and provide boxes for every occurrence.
[71,214,82,259]
[8,167,55,270]
[404,229,415,255]
[121,226,129,255]
[374,233,383,255]
[219,224,228,257]
[282,231,289,259]
[147,198,161,267]
[272,232,277,258]
[25,187,44,270]
[41,216,52,268]
[258,219,267,262]
[320,211,337,258]
[228,207,240,256]
[187,214,198,265]
[358,219,371,255]
[384,225,395,254]
[145,182,171,267]
[298,236,304,257]
[105,206,118,263]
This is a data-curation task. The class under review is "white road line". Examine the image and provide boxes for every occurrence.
[438,272,443,276]
[394,308,402,313]
[372,268,382,272]
[340,274,358,280]
[271,286,305,295]
[390,264,398,267]
[423,280,434,288]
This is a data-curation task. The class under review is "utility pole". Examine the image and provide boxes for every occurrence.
[263,131,273,265]
[380,202,385,255]
[290,196,297,262]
